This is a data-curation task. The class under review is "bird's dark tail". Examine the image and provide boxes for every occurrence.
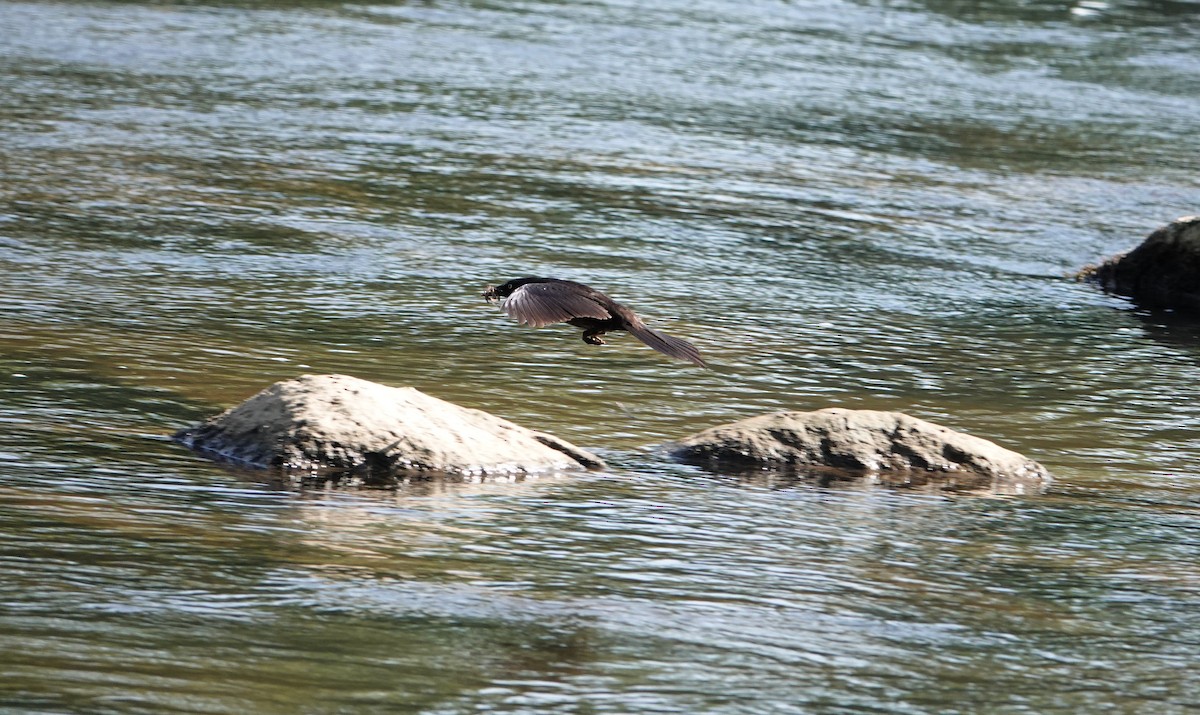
[626,322,708,368]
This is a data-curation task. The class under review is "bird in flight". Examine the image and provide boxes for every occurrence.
[482,277,708,368]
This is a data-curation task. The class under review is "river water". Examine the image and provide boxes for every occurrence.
[2,0,1199,711]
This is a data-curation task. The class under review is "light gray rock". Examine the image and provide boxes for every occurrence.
[1079,215,1200,312]
[175,374,604,478]
[669,408,1051,493]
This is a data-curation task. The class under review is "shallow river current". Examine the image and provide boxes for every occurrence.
[2,0,1199,712]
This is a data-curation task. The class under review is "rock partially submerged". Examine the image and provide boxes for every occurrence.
[175,374,604,479]
[1079,216,1200,312]
[669,408,1051,493]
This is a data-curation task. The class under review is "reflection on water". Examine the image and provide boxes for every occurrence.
[3,0,1200,711]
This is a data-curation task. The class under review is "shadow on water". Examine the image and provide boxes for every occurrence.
[677,462,1050,496]
[918,0,1200,23]
[1130,307,1200,357]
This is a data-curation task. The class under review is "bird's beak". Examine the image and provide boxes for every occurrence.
[482,285,499,303]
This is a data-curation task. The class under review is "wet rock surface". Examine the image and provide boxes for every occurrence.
[669,408,1051,493]
[175,374,605,477]
[1080,216,1200,312]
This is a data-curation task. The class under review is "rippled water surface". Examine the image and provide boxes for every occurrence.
[3,0,1200,711]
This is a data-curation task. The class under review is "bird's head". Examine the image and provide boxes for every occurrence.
[481,277,543,303]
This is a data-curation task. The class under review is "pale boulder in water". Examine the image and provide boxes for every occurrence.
[669,408,1051,493]
[175,374,605,476]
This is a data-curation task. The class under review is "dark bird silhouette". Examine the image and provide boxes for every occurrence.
[482,277,707,368]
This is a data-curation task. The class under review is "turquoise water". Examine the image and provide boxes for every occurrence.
[2,0,1199,711]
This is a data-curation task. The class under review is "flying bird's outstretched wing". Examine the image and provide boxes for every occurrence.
[502,282,612,327]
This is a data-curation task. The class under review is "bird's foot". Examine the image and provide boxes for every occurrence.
[582,332,606,346]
